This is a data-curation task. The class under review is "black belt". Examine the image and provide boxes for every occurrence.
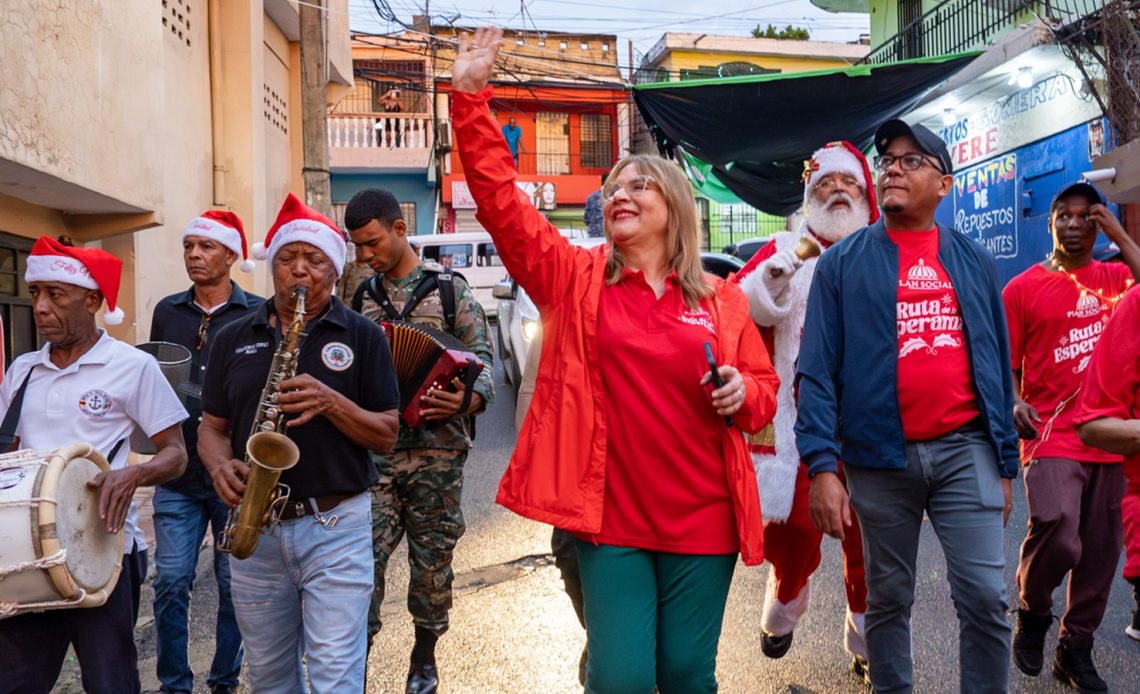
[277,492,357,522]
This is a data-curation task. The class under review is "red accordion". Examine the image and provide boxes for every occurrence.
[381,321,484,428]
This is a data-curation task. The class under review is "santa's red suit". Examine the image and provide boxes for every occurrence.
[734,142,878,662]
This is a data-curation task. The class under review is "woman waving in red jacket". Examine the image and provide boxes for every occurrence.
[452,28,779,693]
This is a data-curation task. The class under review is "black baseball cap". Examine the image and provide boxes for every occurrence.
[874,119,954,175]
[1050,181,1105,212]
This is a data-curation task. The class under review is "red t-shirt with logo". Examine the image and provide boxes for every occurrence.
[579,269,737,554]
[1004,261,1132,464]
[889,229,979,440]
[1073,288,1140,476]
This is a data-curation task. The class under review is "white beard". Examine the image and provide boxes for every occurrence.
[805,192,871,243]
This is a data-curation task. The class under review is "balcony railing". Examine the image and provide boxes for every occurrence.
[328,113,435,171]
[328,113,434,150]
[863,0,1110,65]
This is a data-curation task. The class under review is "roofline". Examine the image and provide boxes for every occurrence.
[644,32,869,67]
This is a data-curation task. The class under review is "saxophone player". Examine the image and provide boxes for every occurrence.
[198,194,400,692]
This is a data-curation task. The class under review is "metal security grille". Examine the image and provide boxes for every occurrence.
[580,114,613,169]
[536,112,570,175]
[332,201,416,235]
[337,60,428,113]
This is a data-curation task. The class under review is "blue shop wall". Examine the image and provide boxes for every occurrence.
[331,173,436,236]
[935,120,1115,288]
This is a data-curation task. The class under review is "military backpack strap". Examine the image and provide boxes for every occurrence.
[354,275,404,322]
[435,272,458,333]
[402,272,442,321]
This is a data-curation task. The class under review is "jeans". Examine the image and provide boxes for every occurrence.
[576,542,736,694]
[230,491,373,693]
[0,549,145,694]
[152,486,243,692]
[845,423,1010,694]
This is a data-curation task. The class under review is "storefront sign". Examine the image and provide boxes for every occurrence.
[451,181,557,210]
[930,68,1101,170]
[947,153,1020,259]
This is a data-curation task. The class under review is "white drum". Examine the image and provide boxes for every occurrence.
[0,444,125,619]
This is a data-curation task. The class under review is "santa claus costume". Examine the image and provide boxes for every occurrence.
[735,142,878,674]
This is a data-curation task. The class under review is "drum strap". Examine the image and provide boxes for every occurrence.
[0,366,35,452]
[0,367,125,462]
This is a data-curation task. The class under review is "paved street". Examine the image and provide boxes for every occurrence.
[54,338,1140,693]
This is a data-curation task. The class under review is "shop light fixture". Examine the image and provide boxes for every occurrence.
[1016,66,1033,89]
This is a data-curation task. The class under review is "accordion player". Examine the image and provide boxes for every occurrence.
[381,321,485,428]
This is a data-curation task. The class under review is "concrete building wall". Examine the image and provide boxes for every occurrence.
[0,0,165,217]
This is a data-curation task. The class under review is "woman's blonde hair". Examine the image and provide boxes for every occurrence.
[603,155,713,308]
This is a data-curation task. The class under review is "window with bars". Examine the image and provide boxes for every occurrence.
[331,201,417,236]
[0,232,38,368]
[580,114,613,169]
[535,112,571,175]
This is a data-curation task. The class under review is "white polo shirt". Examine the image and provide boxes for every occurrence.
[0,331,188,552]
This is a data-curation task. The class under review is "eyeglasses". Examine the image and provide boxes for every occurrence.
[873,153,944,174]
[815,175,862,194]
[195,313,212,352]
[603,175,657,201]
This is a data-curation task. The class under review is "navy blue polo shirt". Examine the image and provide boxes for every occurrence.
[151,282,264,494]
[201,296,399,498]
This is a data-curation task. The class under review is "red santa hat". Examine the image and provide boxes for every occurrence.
[251,193,346,277]
[802,141,881,224]
[182,210,256,272]
[24,236,126,325]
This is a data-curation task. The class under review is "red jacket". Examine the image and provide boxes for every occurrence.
[452,88,779,565]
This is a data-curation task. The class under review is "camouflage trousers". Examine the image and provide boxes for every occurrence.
[368,448,467,640]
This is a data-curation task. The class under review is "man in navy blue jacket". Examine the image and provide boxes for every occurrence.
[795,119,1018,694]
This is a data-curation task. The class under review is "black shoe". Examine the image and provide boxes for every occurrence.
[850,654,871,687]
[760,630,793,659]
[577,644,588,686]
[406,656,439,694]
[208,687,237,694]
[1052,636,1108,693]
[1127,578,1140,642]
[1012,609,1053,676]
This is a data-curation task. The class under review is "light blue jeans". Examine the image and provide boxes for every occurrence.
[229,492,373,693]
[845,423,1011,694]
[152,486,242,693]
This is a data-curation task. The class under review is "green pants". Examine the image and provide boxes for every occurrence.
[576,541,737,694]
[368,448,466,640]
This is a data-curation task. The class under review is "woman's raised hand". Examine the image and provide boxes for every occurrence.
[453,27,504,94]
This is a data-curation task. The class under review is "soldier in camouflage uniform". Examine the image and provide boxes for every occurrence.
[344,188,494,694]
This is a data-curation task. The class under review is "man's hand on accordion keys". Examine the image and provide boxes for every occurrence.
[277,374,338,428]
[420,377,484,421]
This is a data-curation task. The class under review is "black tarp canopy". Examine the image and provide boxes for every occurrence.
[634,52,979,215]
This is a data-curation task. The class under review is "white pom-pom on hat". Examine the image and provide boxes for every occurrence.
[103,306,125,326]
[240,259,256,273]
[251,242,268,260]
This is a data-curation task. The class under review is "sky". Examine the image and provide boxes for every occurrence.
[345,0,871,65]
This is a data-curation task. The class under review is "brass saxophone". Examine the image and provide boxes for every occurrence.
[219,286,307,559]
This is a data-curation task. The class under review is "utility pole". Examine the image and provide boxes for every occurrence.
[299,0,332,218]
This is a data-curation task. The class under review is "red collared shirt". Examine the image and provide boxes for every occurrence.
[580,269,737,554]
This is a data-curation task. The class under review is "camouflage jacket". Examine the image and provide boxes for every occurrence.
[360,261,494,450]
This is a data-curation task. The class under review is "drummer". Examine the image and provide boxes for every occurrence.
[0,237,188,693]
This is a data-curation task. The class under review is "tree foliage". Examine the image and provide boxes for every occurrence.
[751,24,811,41]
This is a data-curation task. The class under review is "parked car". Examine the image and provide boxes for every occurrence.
[722,236,774,264]
[498,249,746,427]
[409,231,506,319]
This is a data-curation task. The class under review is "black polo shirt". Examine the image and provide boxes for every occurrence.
[151,282,264,494]
[201,296,399,498]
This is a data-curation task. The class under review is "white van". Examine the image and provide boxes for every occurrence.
[409,231,506,318]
